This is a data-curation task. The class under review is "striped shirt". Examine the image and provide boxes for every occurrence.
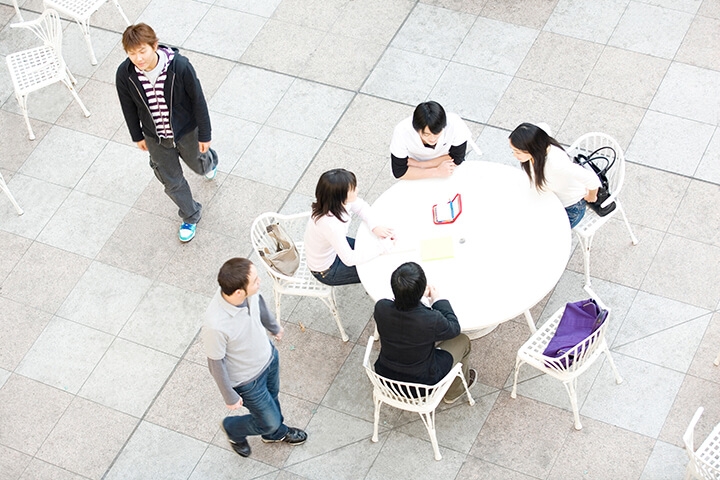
[134,48,174,139]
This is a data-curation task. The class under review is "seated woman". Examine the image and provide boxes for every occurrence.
[304,168,393,286]
[509,123,600,228]
[374,262,476,404]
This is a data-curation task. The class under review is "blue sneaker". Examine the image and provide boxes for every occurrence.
[178,223,196,242]
[204,165,217,180]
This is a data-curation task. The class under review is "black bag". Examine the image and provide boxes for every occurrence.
[573,146,617,217]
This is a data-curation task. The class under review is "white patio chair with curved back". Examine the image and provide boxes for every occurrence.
[567,133,638,288]
[251,211,349,342]
[683,407,720,479]
[511,296,623,430]
[0,172,24,215]
[362,337,475,460]
[43,0,130,65]
[5,9,90,140]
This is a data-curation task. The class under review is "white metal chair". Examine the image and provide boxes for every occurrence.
[0,172,24,215]
[362,337,475,460]
[714,350,719,367]
[683,407,720,479]
[567,133,638,288]
[251,211,349,342]
[10,0,24,21]
[5,9,90,140]
[43,0,130,65]
[511,297,623,430]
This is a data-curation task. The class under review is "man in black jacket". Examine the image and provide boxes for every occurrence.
[374,262,476,404]
[116,23,218,243]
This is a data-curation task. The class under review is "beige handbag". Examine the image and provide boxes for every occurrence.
[259,223,300,276]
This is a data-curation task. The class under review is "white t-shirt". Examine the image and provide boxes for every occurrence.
[304,199,382,271]
[390,112,471,161]
[534,146,601,207]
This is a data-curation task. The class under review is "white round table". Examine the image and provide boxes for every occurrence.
[355,161,571,335]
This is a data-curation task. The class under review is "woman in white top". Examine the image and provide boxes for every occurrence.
[305,169,394,286]
[509,123,600,227]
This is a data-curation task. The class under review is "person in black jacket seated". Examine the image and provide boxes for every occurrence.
[374,262,477,404]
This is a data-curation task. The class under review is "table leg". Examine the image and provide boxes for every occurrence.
[524,310,536,333]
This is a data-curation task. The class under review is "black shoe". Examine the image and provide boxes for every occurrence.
[261,427,307,445]
[229,438,251,457]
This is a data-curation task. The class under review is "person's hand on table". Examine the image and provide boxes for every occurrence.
[372,226,394,239]
[435,160,456,178]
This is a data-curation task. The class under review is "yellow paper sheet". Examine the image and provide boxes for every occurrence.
[420,236,454,261]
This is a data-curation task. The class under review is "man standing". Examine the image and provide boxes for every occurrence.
[202,258,307,458]
[116,23,218,242]
[390,101,473,180]
[374,262,476,404]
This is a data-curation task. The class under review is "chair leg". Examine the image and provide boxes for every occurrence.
[615,200,638,246]
[576,231,593,288]
[16,94,35,140]
[371,396,381,443]
[11,0,23,21]
[563,378,582,430]
[456,368,475,406]
[510,356,522,399]
[524,309,536,333]
[75,18,98,65]
[373,323,379,341]
[113,0,131,25]
[714,350,720,366]
[273,287,282,321]
[61,77,91,117]
[322,287,349,342]
[602,343,624,384]
[420,411,442,461]
[0,172,24,215]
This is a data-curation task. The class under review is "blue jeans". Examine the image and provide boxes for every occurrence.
[222,347,288,442]
[565,199,587,228]
[311,237,361,285]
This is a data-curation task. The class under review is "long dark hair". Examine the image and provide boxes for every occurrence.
[509,123,564,190]
[311,169,357,222]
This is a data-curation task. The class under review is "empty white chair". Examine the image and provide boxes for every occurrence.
[0,172,24,215]
[43,0,130,65]
[511,297,623,430]
[362,337,475,460]
[5,9,91,140]
[683,407,720,479]
[251,211,349,342]
[567,133,638,288]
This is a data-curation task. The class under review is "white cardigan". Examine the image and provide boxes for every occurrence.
[534,146,601,207]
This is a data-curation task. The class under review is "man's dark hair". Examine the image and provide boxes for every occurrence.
[122,23,159,52]
[217,258,253,296]
[391,262,427,311]
[412,101,447,135]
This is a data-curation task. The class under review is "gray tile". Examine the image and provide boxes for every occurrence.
[0,444,31,480]
[581,353,684,437]
[367,431,465,478]
[104,421,207,480]
[0,297,51,371]
[189,444,277,480]
[1,241,91,313]
[36,190,129,258]
[581,47,670,109]
[392,3,475,60]
[16,316,113,393]
[300,34,386,91]
[18,459,87,480]
[675,15,720,71]
[658,375,720,448]
[78,337,178,417]
[286,438,384,479]
[668,179,720,247]
[0,374,74,455]
[361,47,448,105]
[695,127,720,184]
[92,40,130,85]
[18,126,107,188]
[60,25,122,77]
[75,141,154,206]
[608,2,693,58]
[271,0,346,29]
[480,0,557,29]
[699,0,720,18]
[431,62,513,124]
[183,6,265,61]
[640,440,689,480]
[488,77,577,132]
[209,65,294,124]
[207,113,260,174]
[330,0,415,45]
[183,51,236,102]
[119,281,209,357]
[650,62,720,126]
[544,0,628,43]
[36,396,137,479]
[56,78,125,139]
[0,229,31,282]
[267,80,354,140]
[138,0,208,46]
[421,0,486,14]
[216,0,281,17]
[456,456,537,480]
[474,125,518,167]
[0,174,70,239]
[641,233,720,310]
[2,75,89,126]
[0,110,50,172]
[625,111,714,177]
[454,17,538,75]
[240,19,325,76]
[688,311,720,384]
[548,416,654,480]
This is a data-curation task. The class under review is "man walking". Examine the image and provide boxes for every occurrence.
[202,258,307,458]
[116,23,218,242]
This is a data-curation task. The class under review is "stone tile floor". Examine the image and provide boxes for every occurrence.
[1,0,719,478]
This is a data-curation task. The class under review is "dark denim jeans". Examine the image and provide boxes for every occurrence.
[222,347,288,443]
[565,199,587,228]
[311,237,361,286]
